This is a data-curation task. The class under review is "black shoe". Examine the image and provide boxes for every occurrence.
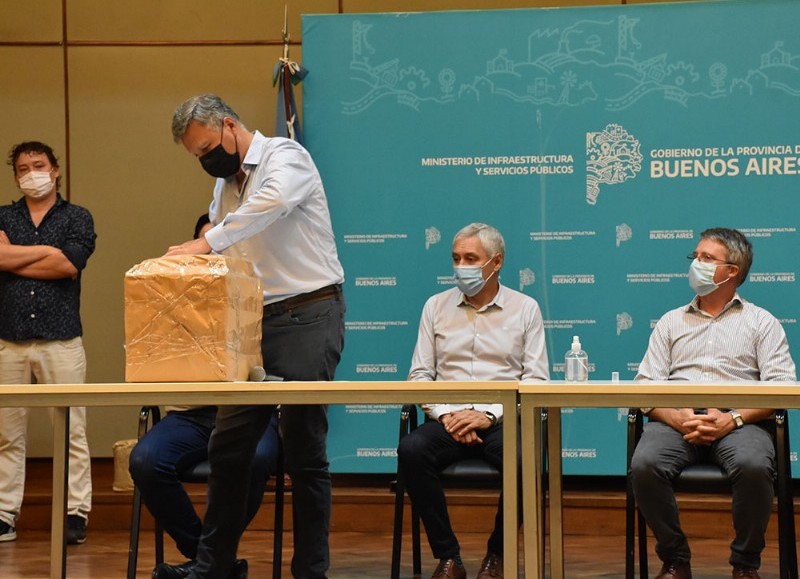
[152,559,247,579]
[66,515,86,545]
[152,560,196,579]
[232,559,248,579]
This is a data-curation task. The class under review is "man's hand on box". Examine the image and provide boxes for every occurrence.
[164,237,212,256]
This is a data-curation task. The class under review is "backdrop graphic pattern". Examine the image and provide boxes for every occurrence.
[303,0,800,474]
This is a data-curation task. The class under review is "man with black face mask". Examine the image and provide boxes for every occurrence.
[165,94,345,579]
[631,227,795,579]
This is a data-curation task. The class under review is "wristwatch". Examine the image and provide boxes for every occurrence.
[729,410,744,429]
[483,411,498,426]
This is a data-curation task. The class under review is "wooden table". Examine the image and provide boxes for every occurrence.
[0,380,518,579]
[518,380,800,579]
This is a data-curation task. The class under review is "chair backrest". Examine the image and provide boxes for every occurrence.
[178,461,211,483]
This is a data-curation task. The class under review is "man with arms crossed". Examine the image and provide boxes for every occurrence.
[0,141,96,546]
[399,223,549,579]
[165,94,345,579]
[631,228,795,579]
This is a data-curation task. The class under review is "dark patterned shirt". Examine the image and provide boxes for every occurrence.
[0,194,96,341]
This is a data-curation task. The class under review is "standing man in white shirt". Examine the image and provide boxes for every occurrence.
[631,228,796,579]
[165,94,345,579]
[399,223,549,579]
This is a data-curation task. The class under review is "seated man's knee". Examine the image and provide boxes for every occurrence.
[729,451,774,484]
[629,447,663,486]
[397,431,431,472]
[129,442,160,485]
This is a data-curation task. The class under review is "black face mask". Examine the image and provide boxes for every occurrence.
[199,125,240,178]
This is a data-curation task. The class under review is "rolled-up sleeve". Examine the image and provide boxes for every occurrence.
[60,207,96,271]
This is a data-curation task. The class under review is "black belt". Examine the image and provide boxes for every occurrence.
[263,284,342,317]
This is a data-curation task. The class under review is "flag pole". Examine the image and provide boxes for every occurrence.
[281,5,294,139]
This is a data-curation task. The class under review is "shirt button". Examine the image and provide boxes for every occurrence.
[30,290,35,296]
[30,314,35,319]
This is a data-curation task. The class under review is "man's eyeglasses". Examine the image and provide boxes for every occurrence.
[687,252,733,266]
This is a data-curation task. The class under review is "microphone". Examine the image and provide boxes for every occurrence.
[248,366,284,382]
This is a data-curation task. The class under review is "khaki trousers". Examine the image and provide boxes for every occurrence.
[0,337,92,526]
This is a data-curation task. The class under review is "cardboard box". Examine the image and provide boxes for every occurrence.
[124,255,263,382]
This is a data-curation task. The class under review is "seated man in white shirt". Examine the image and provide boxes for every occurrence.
[398,223,549,579]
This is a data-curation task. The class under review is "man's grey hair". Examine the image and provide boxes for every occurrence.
[171,94,245,143]
[700,227,753,286]
[453,223,505,257]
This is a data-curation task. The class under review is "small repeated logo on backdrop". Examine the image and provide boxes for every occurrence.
[562,448,597,459]
[586,124,643,205]
[354,276,398,287]
[519,268,536,292]
[425,226,441,250]
[748,272,796,283]
[343,233,408,244]
[616,223,632,247]
[617,408,629,422]
[616,312,633,336]
[345,320,409,331]
[355,364,399,375]
[649,229,693,240]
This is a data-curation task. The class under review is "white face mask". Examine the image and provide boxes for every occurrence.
[18,170,55,199]
[688,258,731,296]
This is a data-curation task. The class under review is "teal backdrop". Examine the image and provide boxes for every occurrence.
[302,0,800,474]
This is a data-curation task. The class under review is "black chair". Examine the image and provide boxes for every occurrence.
[390,404,548,579]
[625,408,798,579]
[126,406,285,579]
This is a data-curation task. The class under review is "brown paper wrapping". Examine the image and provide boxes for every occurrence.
[124,255,263,382]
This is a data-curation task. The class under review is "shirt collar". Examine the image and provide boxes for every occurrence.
[456,283,505,311]
[686,291,744,316]
[13,193,65,213]
[242,130,266,167]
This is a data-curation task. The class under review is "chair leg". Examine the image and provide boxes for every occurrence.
[273,466,285,579]
[637,509,648,579]
[541,408,549,572]
[127,486,144,579]
[625,473,635,579]
[390,479,405,579]
[129,406,160,579]
[775,411,797,579]
[411,503,422,578]
[155,521,164,566]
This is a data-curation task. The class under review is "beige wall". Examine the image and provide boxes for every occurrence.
[0,0,688,456]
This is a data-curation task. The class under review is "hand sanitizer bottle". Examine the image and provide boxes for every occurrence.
[565,335,589,381]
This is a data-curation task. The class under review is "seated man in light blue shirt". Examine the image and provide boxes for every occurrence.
[398,223,549,579]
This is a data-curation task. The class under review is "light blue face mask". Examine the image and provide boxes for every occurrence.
[688,258,731,296]
[454,257,495,297]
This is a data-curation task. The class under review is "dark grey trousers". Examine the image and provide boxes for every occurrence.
[190,295,345,579]
[630,420,774,569]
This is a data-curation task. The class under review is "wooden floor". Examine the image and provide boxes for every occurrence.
[0,460,789,578]
[0,529,784,578]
